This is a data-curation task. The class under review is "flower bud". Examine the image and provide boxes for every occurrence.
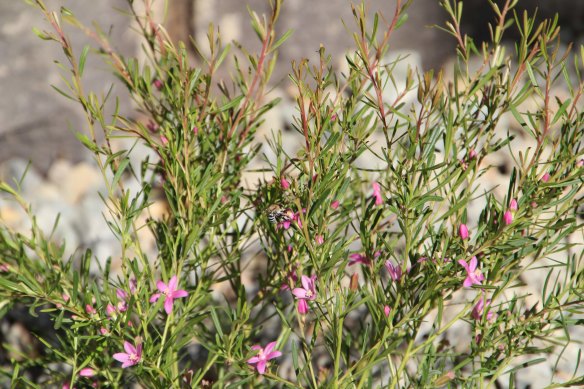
[459,224,469,240]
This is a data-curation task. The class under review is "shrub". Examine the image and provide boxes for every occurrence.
[1,0,583,387]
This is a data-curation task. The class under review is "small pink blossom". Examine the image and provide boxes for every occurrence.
[384,261,403,282]
[106,304,116,318]
[160,135,169,145]
[503,210,513,225]
[152,79,163,90]
[509,198,518,211]
[85,304,96,316]
[150,275,189,314]
[577,159,584,168]
[331,200,340,210]
[247,341,282,375]
[292,275,317,314]
[192,126,199,135]
[0,263,9,272]
[349,253,371,266]
[113,341,142,368]
[79,368,96,377]
[99,327,109,335]
[458,256,484,287]
[471,297,494,321]
[315,235,324,245]
[468,149,477,159]
[384,305,391,317]
[280,177,290,190]
[372,182,383,206]
[541,172,551,182]
[458,224,469,240]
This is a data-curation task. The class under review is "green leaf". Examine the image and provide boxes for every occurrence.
[78,45,90,77]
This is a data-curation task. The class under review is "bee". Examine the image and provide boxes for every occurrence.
[266,204,294,224]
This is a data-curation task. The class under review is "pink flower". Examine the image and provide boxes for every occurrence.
[349,253,371,266]
[577,159,584,168]
[372,182,383,206]
[113,341,142,368]
[384,305,391,317]
[99,327,109,336]
[315,235,324,245]
[471,297,494,321]
[331,200,340,210]
[509,198,518,211]
[503,210,513,225]
[79,368,96,377]
[384,261,403,282]
[292,275,317,314]
[280,177,290,190]
[150,275,189,314]
[247,341,282,375]
[468,149,477,159]
[458,256,484,287]
[192,126,199,135]
[160,135,169,145]
[458,224,469,240]
[541,172,551,182]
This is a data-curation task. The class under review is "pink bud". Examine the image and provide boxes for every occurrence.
[106,304,116,318]
[280,177,290,190]
[147,120,158,133]
[384,305,391,317]
[331,200,340,210]
[541,172,551,182]
[509,198,518,211]
[152,79,163,90]
[85,304,96,315]
[577,159,584,168]
[99,327,109,335]
[160,135,169,145]
[79,368,96,377]
[459,224,469,240]
[192,126,199,135]
[287,244,293,252]
[315,235,324,245]
[331,113,337,121]
[468,149,477,159]
[503,210,513,225]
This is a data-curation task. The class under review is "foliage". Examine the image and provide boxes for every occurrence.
[1,0,583,387]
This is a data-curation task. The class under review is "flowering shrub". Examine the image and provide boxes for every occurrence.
[1,0,583,387]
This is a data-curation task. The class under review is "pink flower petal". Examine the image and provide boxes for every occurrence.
[469,256,478,272]
[300,275,311,291]
[124,341,136,355]
[113,353,129,363]
[173,290,188,298]
[266,350,282,359]
[292,288,307,299]
[168,276,178,291]
[264,341,276,355]
[256,360,267,374]
[149,293,160,303]
[247,356,260,364]
[164,298,174,314]
[156,280,168,292]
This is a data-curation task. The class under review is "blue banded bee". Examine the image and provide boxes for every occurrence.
[267,204,294,224]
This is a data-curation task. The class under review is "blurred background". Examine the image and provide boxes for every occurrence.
[2,0,584,171]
